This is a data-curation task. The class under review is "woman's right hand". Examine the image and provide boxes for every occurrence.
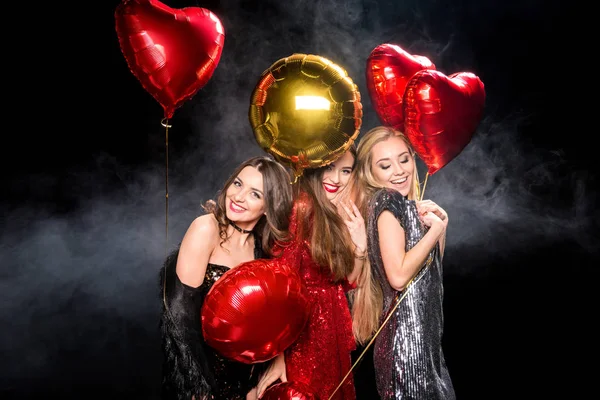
[256,352,287,399]
[418,200,448,236]
[340,200,367,256]
[421,211,446,230]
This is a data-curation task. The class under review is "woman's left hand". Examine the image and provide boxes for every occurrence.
[340,200,367,255]
[246,387,258,400]
[256,352,287,398]
[417,200,448,225]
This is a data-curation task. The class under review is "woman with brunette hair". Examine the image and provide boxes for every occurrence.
[255,146,368,400]
[160,156,293,400]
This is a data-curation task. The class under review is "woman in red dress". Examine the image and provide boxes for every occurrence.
[255,147,367,400]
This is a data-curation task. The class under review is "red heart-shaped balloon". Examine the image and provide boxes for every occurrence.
[366,43,436,130]
[115,0,225,119]
[403,69,486,174]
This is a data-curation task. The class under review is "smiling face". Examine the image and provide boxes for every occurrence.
[322,150,355,202]
[225,166,266,228]
[370,135,415,197]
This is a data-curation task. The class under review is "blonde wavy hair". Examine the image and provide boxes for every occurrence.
[348,126,420,344]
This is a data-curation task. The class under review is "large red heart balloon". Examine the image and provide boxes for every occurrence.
[366,43,436,130]
[115,0,225,119]
[201,258,310,364]
[262,381,319,400]
[403,69,486,174]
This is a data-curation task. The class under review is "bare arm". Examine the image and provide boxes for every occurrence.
[176,214,219,288]
[378,210,446,291]
[348,252,366,285]
[439,232,446,259]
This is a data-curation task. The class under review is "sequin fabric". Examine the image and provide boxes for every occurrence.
[160,245,265,400]
[277,195,357,400]
[367,189,455,400]
[200,264,265,399]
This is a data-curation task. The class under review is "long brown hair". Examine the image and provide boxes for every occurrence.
[293,146,357,281]
[203,156,293,257]
[349,126,420,344]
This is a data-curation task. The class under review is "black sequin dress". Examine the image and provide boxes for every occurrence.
[159,239,266,400]
[367,188,455,400]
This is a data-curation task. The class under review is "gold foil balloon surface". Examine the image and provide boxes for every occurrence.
[249,54,362,179]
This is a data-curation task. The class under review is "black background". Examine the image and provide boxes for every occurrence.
[2,0,596,399]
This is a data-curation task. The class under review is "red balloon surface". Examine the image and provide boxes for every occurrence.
[115,0,225,119]
[201,258,310,364]
[366,43,436,130]
[403,69,486,174]
[262,381,319,400]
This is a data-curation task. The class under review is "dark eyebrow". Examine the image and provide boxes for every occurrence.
[236,177,264,195]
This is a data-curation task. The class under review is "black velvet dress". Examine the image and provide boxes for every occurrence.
[159,238,266,400]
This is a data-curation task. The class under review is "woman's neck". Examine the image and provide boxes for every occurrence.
[229,219,253,234]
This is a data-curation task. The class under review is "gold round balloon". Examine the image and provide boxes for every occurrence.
[249,53,363,180]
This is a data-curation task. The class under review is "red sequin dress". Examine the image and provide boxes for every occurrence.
[276,194,357,400]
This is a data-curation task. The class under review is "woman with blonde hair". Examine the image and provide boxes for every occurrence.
[351,126,455,399]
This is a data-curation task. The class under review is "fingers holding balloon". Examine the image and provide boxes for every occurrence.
[418,205,448,234]
[417,200,448,222]
[420,210,446,229]
[257,372,279,399]
[256,353,287,399]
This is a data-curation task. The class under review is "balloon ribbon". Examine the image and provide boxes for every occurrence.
[161,117,171,310]
[419,171,429,201]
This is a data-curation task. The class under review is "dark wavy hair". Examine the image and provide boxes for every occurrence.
[202,156,293,257]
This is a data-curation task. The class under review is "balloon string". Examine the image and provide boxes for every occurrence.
[161,117,171,310]
[290,168,303,185]
[159,119,189,348]
[419,171,430,202]
[328,272,421,400]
